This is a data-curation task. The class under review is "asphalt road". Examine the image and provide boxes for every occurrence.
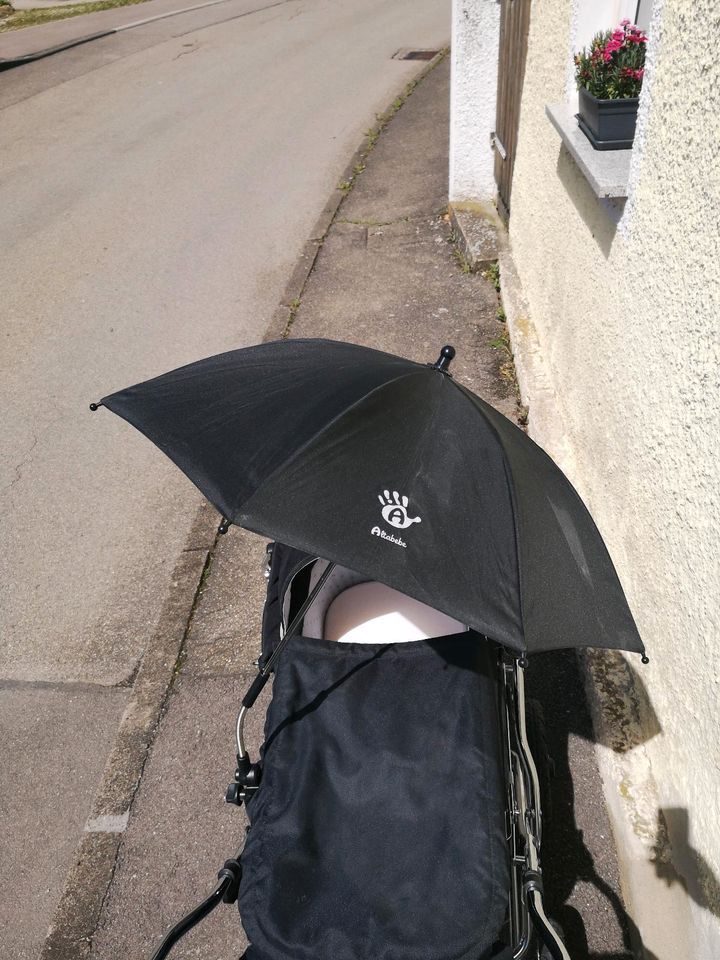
[0,0,450,687]
[0,5,449,956]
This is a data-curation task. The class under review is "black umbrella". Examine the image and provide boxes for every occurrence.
[93,338,644,658]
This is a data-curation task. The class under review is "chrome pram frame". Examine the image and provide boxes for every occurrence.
[501,655,570,960]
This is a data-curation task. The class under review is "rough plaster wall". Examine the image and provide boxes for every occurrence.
[508,0,720,955]
[449,0,499,201]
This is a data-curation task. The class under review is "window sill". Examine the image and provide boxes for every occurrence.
[545,102,631,199]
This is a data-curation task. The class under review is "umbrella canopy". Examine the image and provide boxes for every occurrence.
[96,338,643,657]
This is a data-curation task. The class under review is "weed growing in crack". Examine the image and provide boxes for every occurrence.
[452,247,472,274]
[483,261,500,291]
[489,333,510,351]
[489,331,518,389]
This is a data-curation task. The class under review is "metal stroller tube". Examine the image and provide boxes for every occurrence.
[504,658,571,960]
[515,664,543,848]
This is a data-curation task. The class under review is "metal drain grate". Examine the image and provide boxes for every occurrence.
[392,49,439,61]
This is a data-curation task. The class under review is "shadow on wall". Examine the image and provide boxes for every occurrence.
[530,651,720,958]
[653,808,720,923]
[554,145,626,260]
[527,650,658,960]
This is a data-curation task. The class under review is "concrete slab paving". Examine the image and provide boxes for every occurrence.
[182,528,267,680]
[0,683,128,960]
[91,675,267,960]
[290,58,516,419]
[339,59,450,225]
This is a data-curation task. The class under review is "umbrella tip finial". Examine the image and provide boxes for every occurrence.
[433,345,456,373]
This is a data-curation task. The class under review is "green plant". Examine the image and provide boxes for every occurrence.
[575,20,647,99]
[489,335,509,351]
[452,247,471,274]
[483,262,500,291]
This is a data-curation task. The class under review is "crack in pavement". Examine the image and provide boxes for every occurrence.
[173,41,200,58]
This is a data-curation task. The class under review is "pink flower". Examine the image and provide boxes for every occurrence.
[620,18,631,25]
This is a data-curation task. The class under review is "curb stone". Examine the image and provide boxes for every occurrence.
[40,502,218,960]
[39,51,448,960]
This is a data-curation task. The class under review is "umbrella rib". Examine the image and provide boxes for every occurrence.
[232,367,432,521]
[449,379,527,653]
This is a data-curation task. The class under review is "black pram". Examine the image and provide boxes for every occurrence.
[239,544,509,960]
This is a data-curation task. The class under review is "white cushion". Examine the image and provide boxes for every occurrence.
[300,563,369,639]
[324,581,468,644]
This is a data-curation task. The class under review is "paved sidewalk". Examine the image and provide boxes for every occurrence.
[76,57,637,960]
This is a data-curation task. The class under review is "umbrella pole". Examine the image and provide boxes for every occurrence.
[227,560,337,806]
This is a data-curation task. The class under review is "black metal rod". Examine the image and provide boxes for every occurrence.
[149,877,230,960]
[235,561,337,757]
[263,560,337,675]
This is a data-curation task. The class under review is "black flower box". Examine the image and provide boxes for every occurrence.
[577,87,639,150]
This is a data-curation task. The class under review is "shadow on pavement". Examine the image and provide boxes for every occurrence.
[527,650,660,960]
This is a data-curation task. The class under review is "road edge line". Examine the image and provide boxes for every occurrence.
[0,0,291,67]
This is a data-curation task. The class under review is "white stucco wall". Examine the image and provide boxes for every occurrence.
[449,0,500,202]
[507,0,720,956]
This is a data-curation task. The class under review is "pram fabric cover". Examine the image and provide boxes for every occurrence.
[238,546,509,960]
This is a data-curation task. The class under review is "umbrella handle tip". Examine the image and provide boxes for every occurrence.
[433,345,456,372]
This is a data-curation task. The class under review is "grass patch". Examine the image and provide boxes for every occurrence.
[489,330,517,384]
[0,0,151,34]
[483,261,500,292]
[452,245,471,274]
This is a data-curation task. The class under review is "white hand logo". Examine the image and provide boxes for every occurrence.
[378,490,421,530]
